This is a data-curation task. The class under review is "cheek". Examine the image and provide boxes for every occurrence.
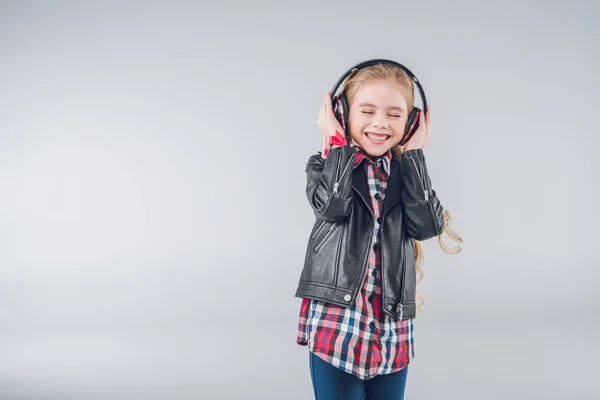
[348,114,366,136]
[348,112,367,128]
[396,120,406,130]
[391,118,406,130]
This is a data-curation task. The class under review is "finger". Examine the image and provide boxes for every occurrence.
[326,90,333,113]
[318,100,325,124]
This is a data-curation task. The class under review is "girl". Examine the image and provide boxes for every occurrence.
[295,61,462,400]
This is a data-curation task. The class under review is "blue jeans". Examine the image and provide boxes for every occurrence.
[309,351,409,400]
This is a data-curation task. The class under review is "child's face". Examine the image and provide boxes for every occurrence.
[348,79,409,156]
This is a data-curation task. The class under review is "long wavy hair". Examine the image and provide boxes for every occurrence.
[343,63,463,311]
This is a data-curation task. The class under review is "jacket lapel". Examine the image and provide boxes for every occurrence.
[352,151,402,216]
[382,155,402,217]
[352,165,373,213]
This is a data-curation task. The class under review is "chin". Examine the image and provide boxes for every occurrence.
[359,144,392,157]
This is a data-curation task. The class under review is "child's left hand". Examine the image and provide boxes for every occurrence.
[403,105,431,151]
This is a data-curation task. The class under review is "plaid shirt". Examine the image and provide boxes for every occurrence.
[296,148,414,380]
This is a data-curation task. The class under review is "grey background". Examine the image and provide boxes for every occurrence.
[1,1,599,399]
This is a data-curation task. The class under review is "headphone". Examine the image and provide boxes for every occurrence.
[330,58,428,147]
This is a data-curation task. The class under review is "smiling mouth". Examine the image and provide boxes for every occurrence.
[365,132,390,142]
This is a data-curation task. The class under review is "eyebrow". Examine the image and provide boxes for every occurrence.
[357,103,405,113]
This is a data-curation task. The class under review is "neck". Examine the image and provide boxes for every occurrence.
[360,148,385,161]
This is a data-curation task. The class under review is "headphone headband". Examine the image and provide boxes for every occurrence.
[330,58,428,117]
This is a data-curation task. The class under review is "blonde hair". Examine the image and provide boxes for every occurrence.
[343,63,463,311]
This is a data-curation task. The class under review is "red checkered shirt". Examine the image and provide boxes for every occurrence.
[296,148,415,380]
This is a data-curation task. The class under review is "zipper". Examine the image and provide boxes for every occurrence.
[312,222,338,252]
[331,151,343,194]
[396,231,407,319]
[333,148,356,194]
[396,303,403,319]
[311,220,325,240]
[408,152,428,202]
[380,215,388,314]
[333,222,344,287]
[380,215,406,320]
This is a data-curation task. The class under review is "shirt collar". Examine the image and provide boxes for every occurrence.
[353,147,392,176]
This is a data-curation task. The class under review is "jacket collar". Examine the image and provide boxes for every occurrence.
[353,148,392,177]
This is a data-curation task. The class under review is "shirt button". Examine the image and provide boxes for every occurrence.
[369,321,376,331]
[376,217,382,224]
[373,242,380,252]
[372,269,379,278]
[344,294,351,302]
[374,193,381,200]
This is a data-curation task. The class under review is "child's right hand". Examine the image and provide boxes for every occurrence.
[317,90,346,148]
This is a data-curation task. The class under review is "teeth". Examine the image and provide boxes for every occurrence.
[366,132,388,140]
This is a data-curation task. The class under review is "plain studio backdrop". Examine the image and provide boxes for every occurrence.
[1,1,599,399]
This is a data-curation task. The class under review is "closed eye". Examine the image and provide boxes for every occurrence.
[362,111,401,118]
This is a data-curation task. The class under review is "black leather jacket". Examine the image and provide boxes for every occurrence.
[294,145,445,320]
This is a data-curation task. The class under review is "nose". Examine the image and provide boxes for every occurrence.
[372,114,388,129]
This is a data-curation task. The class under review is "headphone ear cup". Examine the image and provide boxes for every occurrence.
[332,95,343,126]
[400,107,421,146]
[339,94,349,133]
[332,94,349,130]
[332,94,351,143]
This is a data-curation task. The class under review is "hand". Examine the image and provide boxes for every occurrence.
[403,105,431,151]
[317,90,346,148]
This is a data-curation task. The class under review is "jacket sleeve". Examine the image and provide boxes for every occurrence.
[399,149,445,240]
[305,145,356,221]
